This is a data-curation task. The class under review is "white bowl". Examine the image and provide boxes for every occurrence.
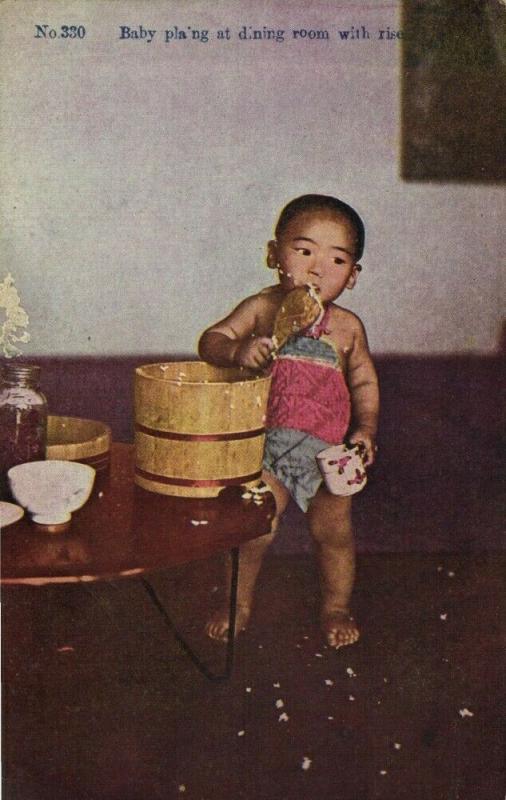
[8,460,96,525]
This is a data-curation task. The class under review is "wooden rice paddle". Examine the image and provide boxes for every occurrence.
[272,285,323,351]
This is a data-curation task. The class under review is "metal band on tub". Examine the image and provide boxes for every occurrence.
[134,423,266,486]
[75,453,110,470]
[134,466,263,488]
[134,423,265,442]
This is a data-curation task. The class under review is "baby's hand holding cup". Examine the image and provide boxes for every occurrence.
[348,430,377,465]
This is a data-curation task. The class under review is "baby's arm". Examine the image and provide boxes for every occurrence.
[198,295,273,370]
[346,317,380,464]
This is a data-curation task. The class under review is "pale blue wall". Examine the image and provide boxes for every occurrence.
[1,0,504,357]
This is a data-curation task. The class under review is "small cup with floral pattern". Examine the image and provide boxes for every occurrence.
[316,442,367,496]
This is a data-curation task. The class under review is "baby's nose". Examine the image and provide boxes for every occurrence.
[309,259,323,276]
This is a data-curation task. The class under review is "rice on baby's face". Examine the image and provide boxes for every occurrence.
[274,213,360,304]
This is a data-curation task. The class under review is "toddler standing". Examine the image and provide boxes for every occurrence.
[199,194,379,649]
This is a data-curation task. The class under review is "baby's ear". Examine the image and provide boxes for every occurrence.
[266,240,278,269]
[346,264,361,290]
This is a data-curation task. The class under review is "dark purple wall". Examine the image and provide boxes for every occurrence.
[33,354,504,553]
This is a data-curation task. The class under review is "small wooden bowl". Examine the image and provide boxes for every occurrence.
[46,415,111,472]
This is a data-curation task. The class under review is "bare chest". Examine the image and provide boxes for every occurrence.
[256,311,353,373]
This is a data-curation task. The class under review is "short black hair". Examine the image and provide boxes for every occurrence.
[274,194,365,261]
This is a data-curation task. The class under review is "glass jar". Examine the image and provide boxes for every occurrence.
[0,363,48,497]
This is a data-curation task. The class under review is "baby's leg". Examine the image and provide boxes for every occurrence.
[205,470,290,642]
[307,489,359,649]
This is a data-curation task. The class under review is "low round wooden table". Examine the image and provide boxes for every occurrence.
[1,443,276,680]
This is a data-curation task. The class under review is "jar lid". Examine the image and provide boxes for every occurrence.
[1,363,41,383]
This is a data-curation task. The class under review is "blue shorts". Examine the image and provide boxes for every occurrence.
[262,427,333,512]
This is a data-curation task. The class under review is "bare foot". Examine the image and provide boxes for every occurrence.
[321,609,360,649]
[205,604,251,643]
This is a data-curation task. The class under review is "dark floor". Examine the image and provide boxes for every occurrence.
[3,549,505,800]
[3,355,505,798]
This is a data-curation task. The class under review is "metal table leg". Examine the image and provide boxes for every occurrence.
[140,547,239,682]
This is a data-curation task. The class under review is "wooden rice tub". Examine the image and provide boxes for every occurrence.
[46,415,111,472]
[134,361,272,497]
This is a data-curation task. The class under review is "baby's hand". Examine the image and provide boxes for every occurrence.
[348,430,377,465]
[235,336,274,370]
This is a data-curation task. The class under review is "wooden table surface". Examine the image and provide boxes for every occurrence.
[1,443,275,586]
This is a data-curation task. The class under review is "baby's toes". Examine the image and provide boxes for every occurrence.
[322,613,360,650]
[205,616,229,642]
[329,631,345,649]
[331,629,352,649]
[205,606,250,643]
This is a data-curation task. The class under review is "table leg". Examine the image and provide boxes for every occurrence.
[140,547,239,682]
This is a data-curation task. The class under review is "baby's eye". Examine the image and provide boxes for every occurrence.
[295,248,311,256]
[333,257,346,266]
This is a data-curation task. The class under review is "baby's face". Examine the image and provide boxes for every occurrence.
[272,212,360,303]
